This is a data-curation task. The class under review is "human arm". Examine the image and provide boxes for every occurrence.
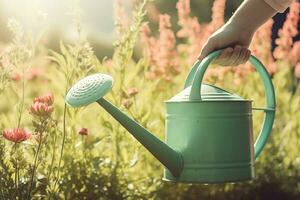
[198,0,292,66]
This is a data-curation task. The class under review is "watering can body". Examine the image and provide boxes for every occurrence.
[164,85,254,183]
[161,51,275,183]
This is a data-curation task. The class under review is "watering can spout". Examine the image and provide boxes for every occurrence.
[97,98,184,177]
[65,73,183,177]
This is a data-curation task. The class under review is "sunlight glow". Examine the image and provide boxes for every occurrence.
[1,0,123,41]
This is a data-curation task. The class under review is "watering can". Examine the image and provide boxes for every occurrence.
[65,50,276,183]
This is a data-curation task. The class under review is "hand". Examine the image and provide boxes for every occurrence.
[198,22,254,66]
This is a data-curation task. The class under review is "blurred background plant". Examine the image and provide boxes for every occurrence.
[0,0,299,199]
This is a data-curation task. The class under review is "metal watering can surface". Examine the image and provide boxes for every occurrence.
[65,50,276,183]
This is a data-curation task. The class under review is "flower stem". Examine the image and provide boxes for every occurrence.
[13,143,18,193]
[27,132,43,200]
[17,68,25,129]
[53,104,67,189]
[47,129,57,181]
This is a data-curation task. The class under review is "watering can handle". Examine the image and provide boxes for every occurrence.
[186,50,276,159]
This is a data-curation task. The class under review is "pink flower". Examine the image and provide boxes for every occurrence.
[29,102,54,117]
[127,87,139,96]
[78,128,88,136]
[34,93,54,106]
[122,99,133,109]
[104,59,114,68]
[10,70,21,81]
[2,128,32,143]
[26,67,43,81]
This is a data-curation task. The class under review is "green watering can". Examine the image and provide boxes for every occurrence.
[65,50,276,183]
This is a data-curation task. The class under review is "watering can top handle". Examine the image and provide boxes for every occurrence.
[187,49,276,159]
[188,50,275,106]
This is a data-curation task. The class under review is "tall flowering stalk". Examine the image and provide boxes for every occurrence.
[176,0,226,65]
[274,1,300,64]
[27,93,54,199]
[210,0,226,31]
[250,19,277,75]
[141,15,180,81]
[176,0,203,65]
[140,0,227,79]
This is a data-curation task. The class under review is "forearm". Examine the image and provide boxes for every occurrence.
[227,0,277,33]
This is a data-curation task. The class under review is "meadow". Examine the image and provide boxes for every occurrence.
[0,0,299,199]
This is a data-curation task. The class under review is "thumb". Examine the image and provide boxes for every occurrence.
[198,40,216,61]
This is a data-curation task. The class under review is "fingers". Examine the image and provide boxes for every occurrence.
[243,49,251,63]
[232,47,251,65]
[214,47,234,65]
[198,39,251,66]
[214,46,251,66]
[228,46,243,66]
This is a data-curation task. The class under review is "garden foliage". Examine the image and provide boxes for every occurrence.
[0,0,299,199]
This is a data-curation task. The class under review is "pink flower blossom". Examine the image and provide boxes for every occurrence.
[2,128,32,143]
[122,99,133,109]
[78,128,88,136]
[10,70,21,81]
[104,59,114,68]
[34,93,54,106]
[127,87,139,96]
[29,102,54,117]
[26,67,43,81]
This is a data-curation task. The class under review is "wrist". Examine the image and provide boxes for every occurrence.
[225,19,255,36]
